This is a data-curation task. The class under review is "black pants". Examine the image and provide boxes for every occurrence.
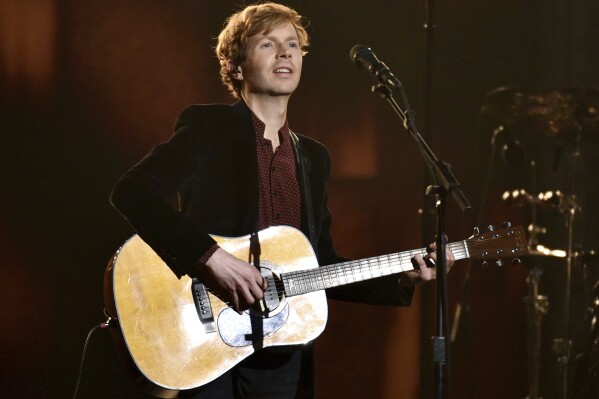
[178,346,312,399]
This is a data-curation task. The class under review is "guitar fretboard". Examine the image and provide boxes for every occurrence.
[281,241,468,297]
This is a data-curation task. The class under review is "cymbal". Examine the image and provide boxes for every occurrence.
[529,245,567,258]
[480,87,599,142]
[528,245,598,262]
[502,188,563,209]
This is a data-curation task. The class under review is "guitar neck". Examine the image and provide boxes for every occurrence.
[281,241,469,297]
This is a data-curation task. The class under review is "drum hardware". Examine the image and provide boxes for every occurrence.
[480,87,599,144]
[502,189,582,221]
[500,175,551,399]
[483,87,599,399]
[525,264,549,399]
[569,281,599,398]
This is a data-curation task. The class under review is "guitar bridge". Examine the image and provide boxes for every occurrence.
[192,278,216,333]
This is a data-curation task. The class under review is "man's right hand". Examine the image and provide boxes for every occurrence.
[194,248,267,313]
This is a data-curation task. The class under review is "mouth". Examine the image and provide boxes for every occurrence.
[273,67,293,74]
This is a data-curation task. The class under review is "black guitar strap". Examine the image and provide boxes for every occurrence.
[289,130,317,251]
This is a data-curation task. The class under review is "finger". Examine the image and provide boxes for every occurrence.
[419,261,436,281]
[427,243,436,254]
[428,251,454,271]
[402,270,420,284]
[248,280,265,301]
[241,266,266,293]
[231,292,241,314]
[254,271,268,290]
[428,251,437,262]
[447,249,455,263]
[240,284,260,307]
[247,270,267,295]
[411,255,425,270]
[424,257,436,268]
[249,267,268,289]
[414,255,433,274]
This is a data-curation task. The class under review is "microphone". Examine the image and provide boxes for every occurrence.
[350,45,402,89]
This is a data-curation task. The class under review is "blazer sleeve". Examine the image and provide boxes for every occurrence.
[110,106,217,278]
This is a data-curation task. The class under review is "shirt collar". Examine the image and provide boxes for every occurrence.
[251,112,290,143]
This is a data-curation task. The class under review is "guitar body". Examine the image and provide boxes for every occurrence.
[107,225,327,392]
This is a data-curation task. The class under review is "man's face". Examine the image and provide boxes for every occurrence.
[237,22,303,98]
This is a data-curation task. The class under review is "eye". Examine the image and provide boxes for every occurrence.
[261,42,273,48]
[288,42,299,48]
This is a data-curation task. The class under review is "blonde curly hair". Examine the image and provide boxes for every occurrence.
[215,2,309,99]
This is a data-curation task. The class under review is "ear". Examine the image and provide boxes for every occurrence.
[226,60,243,81]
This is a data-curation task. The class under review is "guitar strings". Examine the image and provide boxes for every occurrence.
[204,246,437,312]
[203,243,465,312]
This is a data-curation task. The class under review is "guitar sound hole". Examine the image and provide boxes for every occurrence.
[248,263,284,318]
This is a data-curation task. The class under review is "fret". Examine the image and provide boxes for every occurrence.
[372,257,381,277]
[324,269,335,287]
[365,258,375,280]
[355,260,364,282]
[311,268,320,291]
[303,272,308,293]
[333,263,341,286]
[350,261,358,284]
[319,268,326,290]
[310,270,316,291]
[303,270,310,293]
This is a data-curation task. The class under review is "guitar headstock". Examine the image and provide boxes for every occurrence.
[466,223,529,266]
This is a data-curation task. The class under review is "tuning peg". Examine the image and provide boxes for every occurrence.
[512,258,522,264]
[496,259,506,267]
[488,225,496,232]
[482,260,489,268]
[503,221,511,229]
[469,226,480,239]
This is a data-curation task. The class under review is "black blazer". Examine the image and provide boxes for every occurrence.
[110,101,413,306]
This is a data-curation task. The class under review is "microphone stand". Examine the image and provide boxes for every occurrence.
[371,83,472,399]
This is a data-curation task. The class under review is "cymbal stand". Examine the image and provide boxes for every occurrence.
[553,192,578,399]
[525,262,548,399]
[524,160,548,399]
[553,126,582,399]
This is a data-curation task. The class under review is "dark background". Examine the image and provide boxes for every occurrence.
[2,1,598,398]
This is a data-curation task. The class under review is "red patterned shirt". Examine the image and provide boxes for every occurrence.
[252,113,301,230]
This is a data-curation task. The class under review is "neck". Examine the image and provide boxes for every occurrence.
[242,93,289,133]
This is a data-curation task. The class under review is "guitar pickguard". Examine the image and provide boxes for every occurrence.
[217,304,290,347]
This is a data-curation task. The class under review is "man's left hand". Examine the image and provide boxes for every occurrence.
[402,243,455,284]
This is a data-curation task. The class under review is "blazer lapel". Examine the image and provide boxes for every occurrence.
[230,101,259,233]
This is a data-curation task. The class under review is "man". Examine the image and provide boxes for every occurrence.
[110,3,452,398]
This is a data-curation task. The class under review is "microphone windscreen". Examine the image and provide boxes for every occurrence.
[349,45,372,69]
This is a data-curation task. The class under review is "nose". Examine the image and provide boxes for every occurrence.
[277,44,291,59]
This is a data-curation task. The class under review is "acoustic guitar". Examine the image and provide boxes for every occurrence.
[104,224,528,396]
